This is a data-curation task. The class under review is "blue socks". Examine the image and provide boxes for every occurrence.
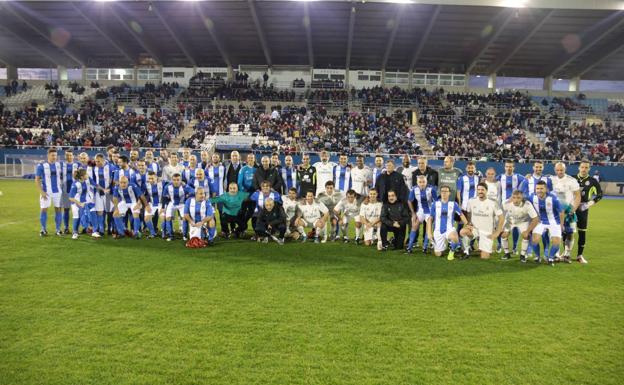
[63,209,70,230]
[133,217,141,236]
[54,211,62,232]
[407,230,417,250]
[423,233,429,250]
[182,221,188,238]
[72,218,80,234]
[146,220,156,236]
[40,211,48,231]
[114,217,126,234]
[208,227,216,241]
[549,244,560,259]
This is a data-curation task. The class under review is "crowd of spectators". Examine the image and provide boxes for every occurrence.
[0,101,183,149]
[186,104,419,156]
[3,80,27,97]
[180,82,298,103]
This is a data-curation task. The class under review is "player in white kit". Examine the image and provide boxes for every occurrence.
[550,162,581,259]
[501,190,539,262]
[334,190,362,243]
[313,150,336,196]
[350,155,371,201]
[281,187,301,239]
[295,191,330,243]
[460,182,504,259]
[359,189,382,248]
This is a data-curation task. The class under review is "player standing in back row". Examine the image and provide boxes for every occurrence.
[575,160,602,264]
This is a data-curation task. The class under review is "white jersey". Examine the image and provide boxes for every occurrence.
[467,197,503,235]
[313,161,336,195]
[551,174,580,206]
[351,166,371,196]
[334,198,360,217]
[399,166,417,189]
[298,201,329,222]
[503,200,538,226]
[316,191,344,213]
[359,201,382,222]
[485,180,501,203]
[281,196,299,220]
[162,163,185,182]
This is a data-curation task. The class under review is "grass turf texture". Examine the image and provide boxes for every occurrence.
[0,179,622,385]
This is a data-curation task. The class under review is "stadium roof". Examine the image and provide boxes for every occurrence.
[0,0,622,80]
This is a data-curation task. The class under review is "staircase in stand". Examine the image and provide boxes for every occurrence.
[169,119,197,149]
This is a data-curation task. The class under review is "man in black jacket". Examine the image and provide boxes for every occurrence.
[253,156,283,192]
[411,157,438,188]
[255,198,287,244]
[376,160,409,203]
[380,190,411,251]
[224,150,242,186]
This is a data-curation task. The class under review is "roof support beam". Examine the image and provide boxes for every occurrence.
[345,4,356,69]
[573,37,624,78]
[487,9,554,75]
[152,3,197,67]
[546,10,624,77]
[0,24,59,67]
[71,3,135,65]
[381,8,403,71]
[303,1,314,67]
[247,0,272,67]
[196,3,232,68]
[466,8,515,74]
[4,2,85,67]
[110,5,164,65]
[409,5,441,72]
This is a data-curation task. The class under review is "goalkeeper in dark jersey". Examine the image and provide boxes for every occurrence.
[575,160,603,264]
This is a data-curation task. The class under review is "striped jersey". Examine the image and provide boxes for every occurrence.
[91,165,114,193]
[520,175,553,197]
[61,161,80,193]
[529,193,561,225]
[430,200,462,233]
[184,198,215,223]
[36,161,62,194]
[113,184,143,204]
[408,185,438,215]
[280,166,298,191]
[163,183,188,206]
[69,179,95,203]
[250,190,282,213]
[333,165,352,192]
[457,174,480,209]
[206,164,225,196]
[143,181,165,206]
[497,173,525,202]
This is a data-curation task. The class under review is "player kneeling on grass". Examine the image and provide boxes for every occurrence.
[255,198,287,245]
[210,182,249,239]
[334,189,362,243]
[529,180,565,266]
[501,190,539,262]
[68,168,98,239]
[184,187,216,248]
[281,187,302,240]
[112,176,147,239]
[359,189,382,248]
[459,182,505,260]
[426,186,468,260]
[379,190,411,251]
[295,191,329,243]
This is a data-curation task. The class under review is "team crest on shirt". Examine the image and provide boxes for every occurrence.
[585,181,590,186]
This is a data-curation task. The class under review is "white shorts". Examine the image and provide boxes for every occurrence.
[71,203,82,219]
[433,229,457,252]
[340,214,360,225]
[144,205,160,217]
[301,217,321,228]
[503,221,529,234]
[165,202,185,219]
[117,201,142,216]
[189,225,203,239]
[415,211,431,223]
[533,223,562,238]
[61,192,72,209]
[363,224,380,241]
[40,192,62,209]
[468,227,494,253]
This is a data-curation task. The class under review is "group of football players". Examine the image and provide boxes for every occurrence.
[35,146,602,265]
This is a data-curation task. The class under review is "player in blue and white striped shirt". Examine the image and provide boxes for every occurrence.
[426,186,468,260]
[497,160,525,253]
[112,176,147,239]
[529,180,564,266]
[35,148,63,236]
[60,149,80,234]
[68,168,98,239]
[163,173,190,241]
[91,154,115,236]
[142,171,165,238]
[280,155,298,194]
[184,187,217,244]
[406,175,438,253]
[333,154,353,193]
[456,161,480,212]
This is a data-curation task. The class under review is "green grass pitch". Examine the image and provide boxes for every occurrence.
[0,179,622,385]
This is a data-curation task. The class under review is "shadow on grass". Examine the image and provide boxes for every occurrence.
[67,236,543,283]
